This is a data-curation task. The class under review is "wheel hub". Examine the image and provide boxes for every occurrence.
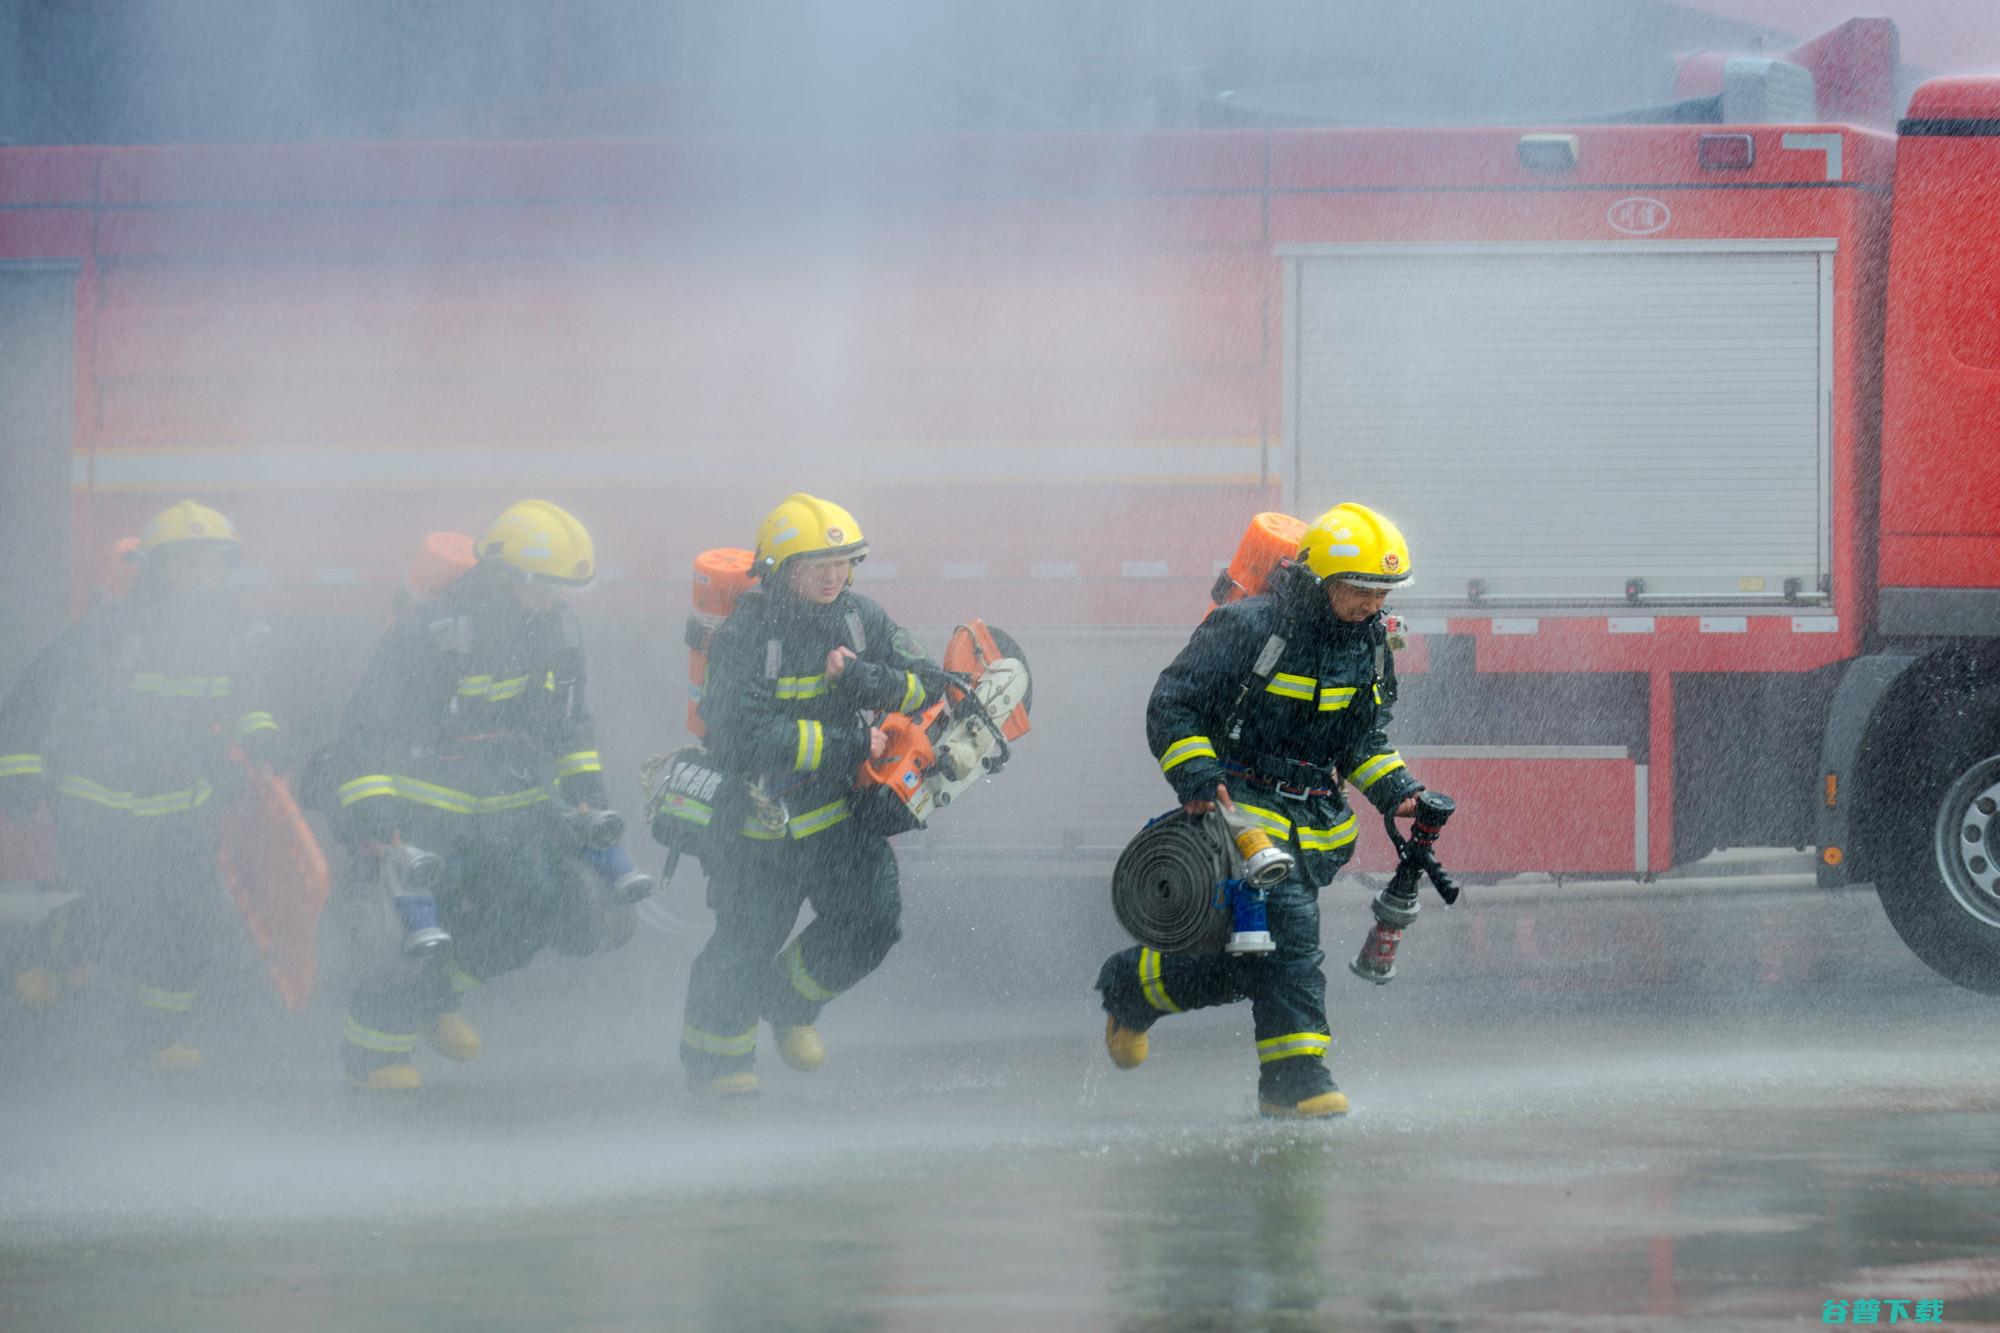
[1935,760,2000,930]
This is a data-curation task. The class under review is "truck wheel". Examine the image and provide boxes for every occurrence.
[1876,739,2000,994]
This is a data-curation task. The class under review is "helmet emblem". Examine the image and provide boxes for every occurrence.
[574,559,592,577]
[826,526,845,544]
[190,522,207,535]
[1383,553,1401,573]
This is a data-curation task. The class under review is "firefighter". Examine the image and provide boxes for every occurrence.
[679,493,947,1100]
[1095,502,1424,1119]
[0,501,279,1069]
[331,499,644,1092]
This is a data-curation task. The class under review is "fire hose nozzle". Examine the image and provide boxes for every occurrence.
[1349,789,1457,985]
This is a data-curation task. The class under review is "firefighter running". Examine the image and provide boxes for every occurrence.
[330,499,650,1091]
[0,501,279,1070]
[678,493,949,1100]
[1096,503,1424,1119]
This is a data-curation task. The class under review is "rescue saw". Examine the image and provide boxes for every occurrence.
[858,620,1031,832]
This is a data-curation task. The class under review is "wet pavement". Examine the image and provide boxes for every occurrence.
[4,868,1999,1330]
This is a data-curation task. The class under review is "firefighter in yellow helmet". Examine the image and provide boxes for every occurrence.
[329,499,649,1092]
[1,501,281,1070]
[1096,502,1424,1119]
[678,493,948,1100]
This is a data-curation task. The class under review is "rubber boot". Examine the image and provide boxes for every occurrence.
[429,1012,481,1062]
[14,967,60,1011]
[773,1023,824,1072]
[1105,1015,1150,1070]
[1259,1087,1350,1119]
[343,1042,422,1091]
[694,1071,760,1101]
[1258,1056,1348,1118]
[149,1043,204,1073]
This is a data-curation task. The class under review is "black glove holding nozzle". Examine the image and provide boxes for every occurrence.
[1349,789,1458,985]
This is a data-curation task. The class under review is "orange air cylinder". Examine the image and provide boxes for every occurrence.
[1211,512,1308,608]
[688,548,756,737]
[406,532,478,601]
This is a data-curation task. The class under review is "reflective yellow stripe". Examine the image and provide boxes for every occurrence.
[657,793,713,827]
[336,773,550,815]
[793,720,824,773]
[130,673,231,698]
[555,750,603,779]
[1233,801,1292,838]
[680,1024,757,1057]
[1319,685,1359,712]
[1256,1031,1331,1064]
[1138,948,1181,1014]
[446,962,482,994]
[0,754,43,778]
[1350,752,1407,791]
[785,939,839,1005]
[742,797,852,841]
[898,671,925,713]
[1265,672,1315,701]
[236,711,278,738]
[1159,736,1217,773]
[1373,683,1384,705]
[1298,815,1357,852]
[58,775,211,816]
[789,797,851,838]
[774,675,829,701]
[343,1014,418,1054]
[131,984,195,1014]
[457,673,534,702]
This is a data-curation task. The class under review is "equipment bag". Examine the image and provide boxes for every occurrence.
[643,743,731,868]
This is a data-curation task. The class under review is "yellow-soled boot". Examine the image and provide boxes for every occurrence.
[1259,1088,1351,1120]
[348,1063,422,1092]
[14,967,61,1011]
[149,1044,204,1073]
[695,1071,760,1101]
[773,1023,824,1072]
[429,1012,480,1062]
[1105,1016,1150,1070]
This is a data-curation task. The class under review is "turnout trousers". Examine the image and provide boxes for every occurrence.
[40,790,241,1054]
[1096,866,1338,1101]
[679,823,902,1081]
[340,803,600,1068]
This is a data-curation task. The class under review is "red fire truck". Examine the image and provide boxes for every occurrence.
[2,19,1997,988]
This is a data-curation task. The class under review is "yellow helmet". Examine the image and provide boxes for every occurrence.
[1297,502,1413,589]
[477,499,596,587]
[136,500,240,557]
[752,493,868,579]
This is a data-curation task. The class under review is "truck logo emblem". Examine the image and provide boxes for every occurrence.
[1608,197,1670,236]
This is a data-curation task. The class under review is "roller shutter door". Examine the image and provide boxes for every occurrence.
[1288,245,1830,604]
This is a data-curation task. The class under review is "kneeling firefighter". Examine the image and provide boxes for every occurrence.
[677,493,950,1100]
[1097,503,1424,1119]
[1,501,280,1070]
[330,500,649,1092]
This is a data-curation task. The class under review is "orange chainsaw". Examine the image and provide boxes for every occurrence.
[858,620,1030,830]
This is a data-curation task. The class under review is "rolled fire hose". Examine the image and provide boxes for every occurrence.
[1111,812,1234,955]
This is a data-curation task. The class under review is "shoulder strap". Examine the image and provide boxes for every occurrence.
[844,608,867,654]
[765,638,783,680]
